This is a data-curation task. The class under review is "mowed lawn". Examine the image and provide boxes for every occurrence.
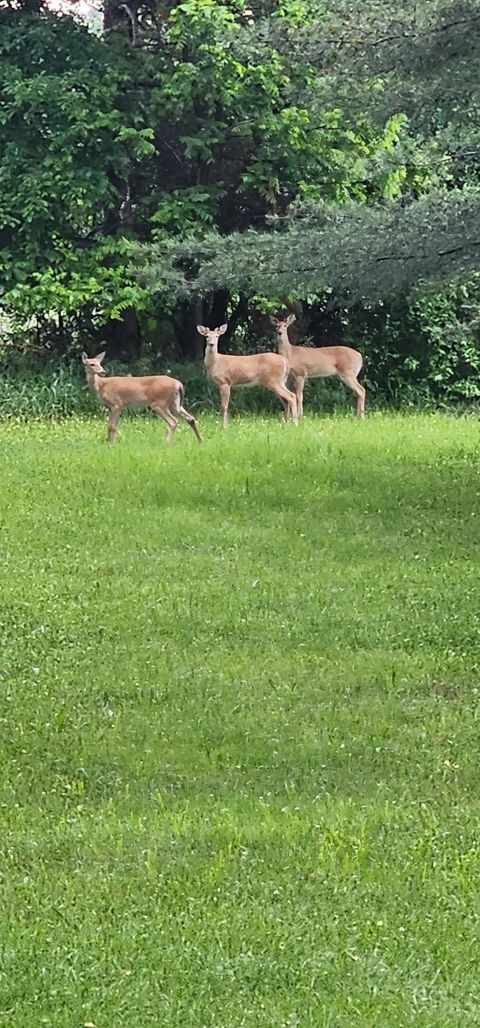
[1,412,480,1027]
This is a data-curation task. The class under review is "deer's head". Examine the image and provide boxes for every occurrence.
[197,324,227,354]
[81,351,107,377]
[269,313,296,340]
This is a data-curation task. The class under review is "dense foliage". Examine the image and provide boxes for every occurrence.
[1,0,480,402]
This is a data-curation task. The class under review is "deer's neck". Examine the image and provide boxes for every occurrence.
[204,347,218,376]
[86,370,104,398]
[277,333,292,357]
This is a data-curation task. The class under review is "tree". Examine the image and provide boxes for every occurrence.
[0,7,149,355]
[130,0,480,321]
[1,0,480,376]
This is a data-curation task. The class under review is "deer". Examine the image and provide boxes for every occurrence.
[197,324,298,428]
[81,351,202,444]
[270,314,366,418]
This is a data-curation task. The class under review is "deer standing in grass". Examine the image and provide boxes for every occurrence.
[81,351,202,444]
[197,324,298,427]
[270,314,366,418]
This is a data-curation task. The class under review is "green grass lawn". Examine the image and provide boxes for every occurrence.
[1,412,480,1027]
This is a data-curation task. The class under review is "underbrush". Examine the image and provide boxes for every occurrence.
[0,357,475,421]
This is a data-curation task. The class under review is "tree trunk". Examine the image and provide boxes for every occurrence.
[225,294,248,348]
[104,307,142,362]
[171,297,205,362]
[208,289,230,329]
[103,0,138,40]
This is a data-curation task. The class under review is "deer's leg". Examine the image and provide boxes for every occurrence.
[151,405,178,442]
[280,397,290,423]
[165,416,178,443]
[219,384,231,428]
[177,405,202,443]
[356,382,366,418]
[338,373,366,418]
[294,375,305,418]
[273,385,298,425]
[107,406,121,443]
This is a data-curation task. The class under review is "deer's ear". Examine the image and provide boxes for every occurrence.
[197,325,208,337]
[96,351,106,362]
[81,351,88,363]
[269,315,278,326]
[285,314,296,326]
[218,324,228,335]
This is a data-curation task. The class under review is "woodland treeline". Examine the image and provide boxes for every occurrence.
[1,0,480,403]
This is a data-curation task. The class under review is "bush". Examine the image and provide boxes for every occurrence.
[0,362,97,420]
[345,278,480,406]
[0,357,368,421]
[2,273,480,420]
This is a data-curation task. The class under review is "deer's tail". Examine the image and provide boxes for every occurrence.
[173,383,184,412]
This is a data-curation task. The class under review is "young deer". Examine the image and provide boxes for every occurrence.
[81,351,202,444]
[197,324,298,427]
[270,314,366,418]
